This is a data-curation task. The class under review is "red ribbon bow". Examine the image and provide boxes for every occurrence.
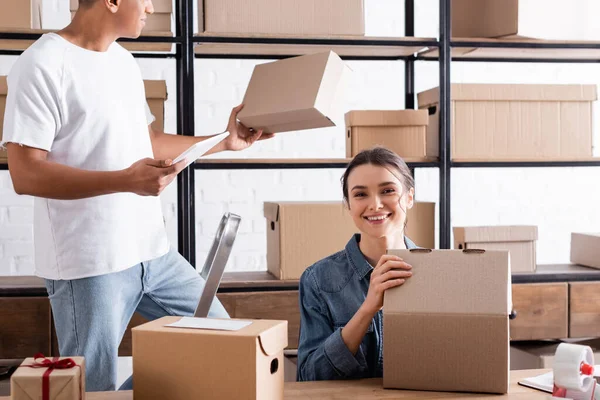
[26,353,78,400]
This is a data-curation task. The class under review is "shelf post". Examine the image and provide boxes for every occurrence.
[439,0,451,249]
[404,0,415,109]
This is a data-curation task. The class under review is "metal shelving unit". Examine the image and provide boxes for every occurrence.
[1,0,599,265]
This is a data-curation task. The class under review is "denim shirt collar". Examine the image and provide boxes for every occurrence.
[345,233,418,279]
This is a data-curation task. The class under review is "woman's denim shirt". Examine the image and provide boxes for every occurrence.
[297,233,417,381]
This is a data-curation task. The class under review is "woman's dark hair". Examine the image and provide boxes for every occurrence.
[341,146,415,206]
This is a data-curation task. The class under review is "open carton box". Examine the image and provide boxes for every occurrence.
[383,248,512,394]
[133,316,287,400]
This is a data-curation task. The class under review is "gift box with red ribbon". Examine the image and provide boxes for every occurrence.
[10,354,85,400]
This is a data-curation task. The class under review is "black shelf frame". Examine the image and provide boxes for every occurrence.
[1,0,599,265]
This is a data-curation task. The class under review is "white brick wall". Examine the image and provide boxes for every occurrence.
[1,0,600,275]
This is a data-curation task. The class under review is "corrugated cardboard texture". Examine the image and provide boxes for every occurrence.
[11,357,85,400]
[133,317,287,400]
[571,232,600,269]
[454,226,537,273]
[238,52,347,134]
[452,0,518,38]
[0,76,7,163]
[264,201,435,280]
[346,127,426,158]
[201,0,364,36]
[144,80,168,132]
[418,84,596,160]
[383,249,510,394]
[0,0,41,29]
[344,110,429,158]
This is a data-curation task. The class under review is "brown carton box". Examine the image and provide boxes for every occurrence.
[264,201,435,280]
[454,226,537,273]
[452,0,599,40]
[344,110,430,158]
[199,0,364,36]
[144,80,168,132]
[237,51,349,134]
[0,0,41,30]
[571,232,600,269]
[0,76,7,163]
[418,84,596,161]
[133,316,287,400]
[383,249,511,394]
[11,356,85,400]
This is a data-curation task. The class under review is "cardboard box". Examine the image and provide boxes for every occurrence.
[0,0,41,30]
[344,110,430,158]
[511,339,600,370]
[418,84,596,160]
[571,232,600,269]
[264,201,435,280]
[237,51,349,134]
[453,226,537,273]
[451,0,600,41]
[199,0,364,36]
[144,80,168,132]
[11,356,85,400]
[383,249,511,394]
[0,76,7,163]
[70,0,172,32]
[133,316,287,400]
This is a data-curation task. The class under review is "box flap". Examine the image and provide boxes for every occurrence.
[258,321,288,356]
[0,76,7,95]
[454,226,538,243]
[263,202,280,222]
[344,110,429,127]
[384,249,511,315]
[143,80,168,100]
[418,84,597,106]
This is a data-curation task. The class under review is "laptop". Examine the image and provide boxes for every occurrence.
[193,212,241,318]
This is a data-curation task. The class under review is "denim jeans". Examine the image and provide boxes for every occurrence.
[44,247,229,392]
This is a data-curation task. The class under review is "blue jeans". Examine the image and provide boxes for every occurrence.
[44,248,229,392]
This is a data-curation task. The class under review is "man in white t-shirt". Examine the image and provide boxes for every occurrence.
[1,0,273,392]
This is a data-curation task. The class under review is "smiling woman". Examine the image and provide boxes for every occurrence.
[297,146,418,382]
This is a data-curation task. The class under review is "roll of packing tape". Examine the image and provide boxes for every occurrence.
[554,343,595,392]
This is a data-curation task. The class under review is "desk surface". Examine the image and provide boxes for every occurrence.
[0,370,549,399]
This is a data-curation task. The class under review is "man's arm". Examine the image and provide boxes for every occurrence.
[7,143,185,200]
[149,104,273,161]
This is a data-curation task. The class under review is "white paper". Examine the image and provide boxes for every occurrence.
[173,131,230,167]
[166,317,252,331]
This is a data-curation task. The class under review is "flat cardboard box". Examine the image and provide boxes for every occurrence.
[264,201,435,280]
[454,226,538,273]
[144,80,168,132]
[344,110,430,158]
[570,232,600,269]
[237,51,349,134]
[418,84,596,160]
[199,0,364,36]
[0,77,7,163]
[451,0,600,41]
[133,316,287,400]
[383,249,511,394]
[11,356,85,400]
[511,339,600,370]
[0,0,41,29]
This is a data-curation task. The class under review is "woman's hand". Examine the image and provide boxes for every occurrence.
[361,255,412,316]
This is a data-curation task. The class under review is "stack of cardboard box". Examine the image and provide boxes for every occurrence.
[199,0,365,36]
[0,0,41,30]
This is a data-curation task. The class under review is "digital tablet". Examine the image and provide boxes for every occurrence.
[173,131,230,167]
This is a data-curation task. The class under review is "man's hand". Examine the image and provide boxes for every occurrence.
[125,158,186,196]
[222,104,275,151]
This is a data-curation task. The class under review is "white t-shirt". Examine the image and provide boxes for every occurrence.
[1,33,170,280]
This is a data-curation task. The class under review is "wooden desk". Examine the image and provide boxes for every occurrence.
[0,370,549,399]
